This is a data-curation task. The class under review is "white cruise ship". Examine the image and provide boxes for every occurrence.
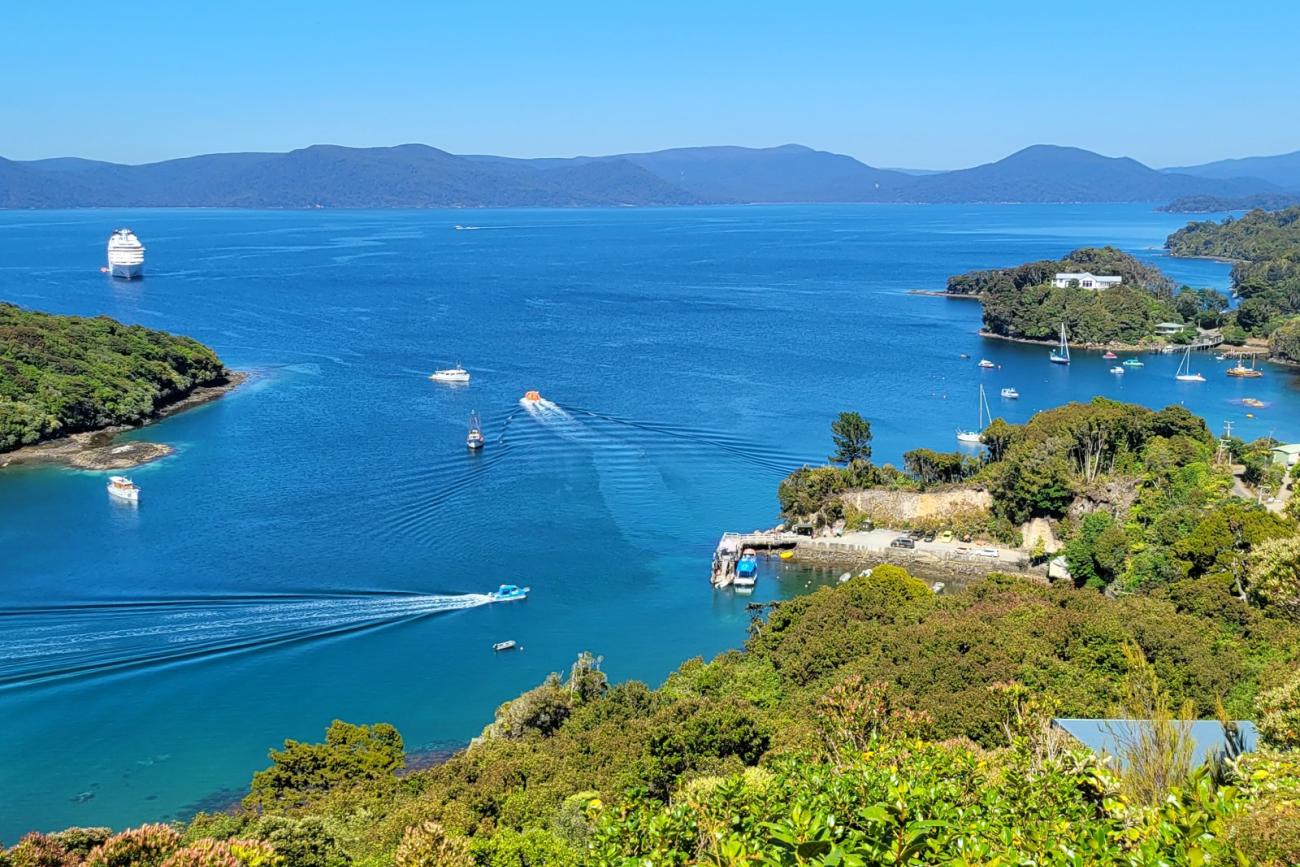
[106,229,145,279]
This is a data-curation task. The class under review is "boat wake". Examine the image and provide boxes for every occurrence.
[0,591,493,690]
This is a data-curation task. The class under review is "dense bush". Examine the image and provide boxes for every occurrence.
[0,304,227,451]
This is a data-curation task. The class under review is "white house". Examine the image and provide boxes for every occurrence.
[1052,272,1123,290]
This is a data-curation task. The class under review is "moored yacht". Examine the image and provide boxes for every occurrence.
[1049,323,1071,365]
[430,364,470,383]
[106,475,139,502]
[1175,346,1206,382]
[106,229,145,279]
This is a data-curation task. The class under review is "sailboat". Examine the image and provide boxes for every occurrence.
[956,384,991,444]
[1226,355,1264,378]
[1175,346,1205,382]
[466,411,485,450]
[1049,323,1070,365]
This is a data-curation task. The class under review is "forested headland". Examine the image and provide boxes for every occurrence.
[0,304,230,452]
[8,399,1300,865]
[943,247,1219,345]
[1166,207,1300,361]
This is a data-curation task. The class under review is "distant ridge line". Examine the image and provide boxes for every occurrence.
[1,142,1289,209]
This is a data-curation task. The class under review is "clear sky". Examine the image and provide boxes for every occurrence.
[5,0,1298,169]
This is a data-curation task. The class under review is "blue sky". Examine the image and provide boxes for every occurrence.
[5,0,1298,168]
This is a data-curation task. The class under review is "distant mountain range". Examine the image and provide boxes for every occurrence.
[1164,150,1300,191]
[1,142,1294,209]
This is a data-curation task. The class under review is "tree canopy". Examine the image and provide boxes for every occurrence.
[0,303,228,451]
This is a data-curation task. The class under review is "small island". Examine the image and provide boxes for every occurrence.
[0,303,242,469]
[940,246,1227,348]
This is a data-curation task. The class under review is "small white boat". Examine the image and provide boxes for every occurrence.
[1175,346,1205,382]
[466,410,485,450]
[106,476,139,502]
[1000,387,1019,399]
[430,364,470,383]
[1110,366,1125,375]
[492,640,519,652]
[978,359,995,369]
[956,384,991,444]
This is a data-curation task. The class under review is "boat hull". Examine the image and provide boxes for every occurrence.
[109,263,143,280]
[107,486,138,502]
[1049,356,1069,365]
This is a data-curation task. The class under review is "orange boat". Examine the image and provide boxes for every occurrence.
[523,390,541,401]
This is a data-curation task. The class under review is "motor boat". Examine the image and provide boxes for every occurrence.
[522,390,542,402]
[978,359,995,369]
[106,476,139,502]
[733,549,758,590]
[1102,351,1118,360]
[490,584,530,602]
[466,410,485,450]
[1000,387,1019,399]
[430,364,470,383]
[492,640,520,652]
[1110,366,1125,375]
[1122,358,1144,368]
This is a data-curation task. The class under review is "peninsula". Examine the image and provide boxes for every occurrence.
[1165,205,1300,362]
[0,304,241,469]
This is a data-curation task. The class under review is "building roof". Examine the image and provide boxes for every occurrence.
[1271,443,1300,455]
[1155,321,1185,329]
[1055,271,1122,280]
[1053,718,1257,766]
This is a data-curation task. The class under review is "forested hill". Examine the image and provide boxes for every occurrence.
[0,304,229,451]
[1,142,1280,208]
[1158,192,1300,214]
[1166,207,1300,361]
[1166,206,1300,261]
[945,247,1193,345]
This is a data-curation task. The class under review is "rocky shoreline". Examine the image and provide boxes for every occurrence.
[978,330,1167,352]
[0,371,249,471]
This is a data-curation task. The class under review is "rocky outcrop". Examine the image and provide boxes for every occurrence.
[1067,476,1139,521]
[840,488,992,524]
[1021,518,1062,555]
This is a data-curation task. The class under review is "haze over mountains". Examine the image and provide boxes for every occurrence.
[1,143,1295,209]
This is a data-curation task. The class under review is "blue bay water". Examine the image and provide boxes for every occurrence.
[1,204,1297,837]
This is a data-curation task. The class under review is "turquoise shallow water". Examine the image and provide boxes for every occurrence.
[1,204,1296,837]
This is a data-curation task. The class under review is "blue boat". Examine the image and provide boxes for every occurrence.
[734,550,758,591]
[490,584,530,602]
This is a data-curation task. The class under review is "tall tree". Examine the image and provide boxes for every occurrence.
[830,412,873,465]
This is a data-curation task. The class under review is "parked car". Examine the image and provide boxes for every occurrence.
[922,531,936,543]
[890,537,916,549]
[938,531,954,544]
[975,547,1000,558]
[907,529,925,540]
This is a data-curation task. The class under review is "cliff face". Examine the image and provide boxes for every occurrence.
[841,487,993,523]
